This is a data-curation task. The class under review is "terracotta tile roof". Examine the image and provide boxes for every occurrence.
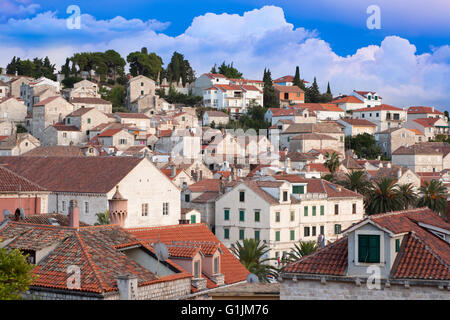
[302,163,330,173]
[331,96,364,104]
[274,84,304,93]
[283,123,342,134]
[160,168,183,180]
[341,157,364,170]
[205,110,229,118]
[98,129,123,137]
[205,73,228,79]
[22,146,84,158]
[189,179,221,192]
[214,84,243,92]
[70,97,112,105]
[67,107,95,117]
[0,156,144,193]
[274,75,294,83]
[353,90,378,97]
[0,136,8,142]
[0,165,47,192]
[279,151,317,162]
[114,113,150,119]
[407,106,444,115]
[18,213,90,226]
[340,118,376,126]
[413,117,440,127]
[269,108,295,117]
[283,237,348,275]
[407,128,424,135]
[157,129,172,138]
[191,192,220,203]
[291,133,336,141]
[127,223,249,286]
[33,96,63,107]
[392,144,442,155]
[352,104,404,112]
[52,123,80,132]
[0,223,191,294]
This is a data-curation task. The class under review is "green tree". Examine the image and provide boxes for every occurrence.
[16,124,27,133]
[262,68,279,108]
[319,82,333,102]
[0,245,35,300]
[292,66,306,91]
[324,151,340,177]
[397,183,418,210]
[210,64,218,74]
[100,85,127,112]
[366,178,403,215]
[417,180,448,217]
[336,170,372,197]
[217,61,243,79]
[305,77,321,103]
[230,239,278,282]
[285,241,318,263]
[94,211,110,225]
[345,133,382,160]
[166,52,195,86]
[127,48,163,80]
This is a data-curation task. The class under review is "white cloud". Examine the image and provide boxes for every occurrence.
[0,5,449,109]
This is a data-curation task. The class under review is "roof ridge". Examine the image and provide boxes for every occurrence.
[409,231,450,270]
[371,207,431,219]
[0,165,48,191]
[74,232,110,292]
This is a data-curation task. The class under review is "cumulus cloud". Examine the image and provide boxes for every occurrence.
[0,0,40,22]
[0,5,448,109]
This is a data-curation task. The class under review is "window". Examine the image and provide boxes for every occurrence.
[290,230,295,241]
[141,90,144,95]
[290,211,295,222]
[334,224,341,234]
[84,202,89,214]
[275,211,280,222]
[358,235,380,263]
[312,206,316,216]
[312,226,316,236]
[254,211,260,222]
[254,230,260,241]
[87,118,91,124]
[352,203,357,214]
[239,229,245,240]
[275,231,280,241]
[62,201,66,212]
[334,204,339,215]
[239,210,245,222]
[395,238,400,252]
[224,209,230,221]
[320,205,324,216]
[119,139,127,145]
[190,215,196,224]
[214,257,219,274]
[239,191,245,202]
[67,118,71,124]
[142,203,148,216]
[304,206,308,216]
[194,260,200,278]
[292,185,304,194]
[224,228,230,239]
[184,194,190,202]
[163,202,169,215]
[141,82,144,86]
[304,227,310,237]
[320,225,324,235]
[63,132,67,138]
[283,191,288,202]
[340,136,343,142]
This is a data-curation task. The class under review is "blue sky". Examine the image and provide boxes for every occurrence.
[0,0,449,110]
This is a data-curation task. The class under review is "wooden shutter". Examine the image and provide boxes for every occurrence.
[224,209,229,220]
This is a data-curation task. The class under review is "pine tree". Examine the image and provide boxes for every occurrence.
[263,68,279,108]
[306,77,321,103]
[210,64,217,74]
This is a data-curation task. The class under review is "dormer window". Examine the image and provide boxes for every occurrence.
[194,260,200,278]
[213,257,219,274]
[358,235,380,263]
[282,191,288,202]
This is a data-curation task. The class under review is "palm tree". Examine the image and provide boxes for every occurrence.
[337,170,372,196]
[417,180,448,217]
[230,239,278,282]
[324,152,340,176]
[397,183,418,210]
[94,210,110,225]
[285,241,318,263]
[366,178,403,215]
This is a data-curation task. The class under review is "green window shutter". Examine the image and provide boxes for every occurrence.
[358,235,380,263]
[255,230,260,241]
[255,211,260,222]
[190,215,196,224]
[275,231,280,242]
[312,206,316,216]
[358,235,369,263]
[293,185,305,194]
[239,229,244,240]
[290,230,295,241]
[304,206,308,216]
[395,238,400,252]
[239,210,245,221]
[368,235,380,263]
[299,186,304,194]
[224,209,229,221]
[320,205,324,215]
[224,228,229,239]
[275,212,280,222]
[287,137,290,142]
[334,224,341,234]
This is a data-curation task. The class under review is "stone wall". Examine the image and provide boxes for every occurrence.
[281,278,450,300]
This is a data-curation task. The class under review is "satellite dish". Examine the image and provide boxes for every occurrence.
[153,242,169,262]
[246,273,259,283]
[3,210,11,220]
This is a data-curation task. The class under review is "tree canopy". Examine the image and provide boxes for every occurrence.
[6,56,56,80]
[127,47,163,81]
[262,68,279,108]
[213,61,243,79]
[165,52,196,86]
[345,133,383,160]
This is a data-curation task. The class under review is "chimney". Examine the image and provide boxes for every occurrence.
[397,169,402,179]
[116,274,138,300]
[68,200,79,229]
[108,185,128,227]
[219,177,225,194]
[171,165,176,178]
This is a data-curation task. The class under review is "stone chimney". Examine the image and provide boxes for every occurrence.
[116,274,138,300]
[219,177,225,194]
[108,186,128,227]
[68,200,79,229]
[171,165,176,178]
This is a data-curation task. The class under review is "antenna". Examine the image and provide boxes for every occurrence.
[246,273,259,283]
[153,234,169,277]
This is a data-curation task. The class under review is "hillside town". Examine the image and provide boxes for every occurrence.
[0,53,449,301]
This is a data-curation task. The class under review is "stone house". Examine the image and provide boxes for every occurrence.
[0,156,182,228]
[20,77,60,109]
[392,144,443,173]
[0,132,40,156]
[0,80,9,98]
[331,95,365,113]
[214,176,364,266]
[8,76,33,98]
[126,75,159,113]
[0,97,28,124]
[203,110,229,127]
[31,96,74,141]
[406,106,447,122]
[172,111,199,129]
[42,123,82,146]
[97,128,135,151]
[403,117,449,141]
[352,104,407,132]
[337,118,377,137]
[280,207,450,300]
[374,127,416,158]
[368,165,421,190]
[64,107,111,142]
[289,133,340,154]
[114,112,151,132]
